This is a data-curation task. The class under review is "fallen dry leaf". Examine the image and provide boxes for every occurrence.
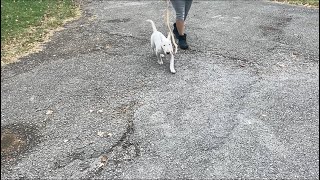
[99,155,108,167]
[105,44,112,49]
[46,110,53,115]
[277,63,286,68]
[97,131,106,137]
[100,155,108,163]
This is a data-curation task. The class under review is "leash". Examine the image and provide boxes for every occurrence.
[165,0,178,54]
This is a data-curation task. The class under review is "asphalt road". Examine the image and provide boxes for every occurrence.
[1,0,319,179]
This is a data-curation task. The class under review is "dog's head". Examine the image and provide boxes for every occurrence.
[161,32,173,55]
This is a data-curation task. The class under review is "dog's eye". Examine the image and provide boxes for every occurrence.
[163,45,166,46]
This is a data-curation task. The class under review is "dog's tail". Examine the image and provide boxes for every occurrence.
[146,19,157,32]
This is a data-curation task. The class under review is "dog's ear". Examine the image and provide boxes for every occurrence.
[167,32,171,40]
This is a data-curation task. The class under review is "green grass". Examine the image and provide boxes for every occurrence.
[1,0,80,65]
[275,0,319,7]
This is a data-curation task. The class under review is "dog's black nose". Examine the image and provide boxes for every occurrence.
[166,52,170,54]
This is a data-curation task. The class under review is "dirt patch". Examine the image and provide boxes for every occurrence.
[1,124,41,167]
[107,18,131,23]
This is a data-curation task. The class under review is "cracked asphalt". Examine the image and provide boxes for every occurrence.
[1,0,319,179]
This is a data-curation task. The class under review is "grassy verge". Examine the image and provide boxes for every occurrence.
[1,0,81,65]
[274,0,319,7]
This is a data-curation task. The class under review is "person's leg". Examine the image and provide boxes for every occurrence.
[184,0,193,21]
[171,0,193,34]
[171,0,190,49]
[171,0,185,35]
[176,20,185,36]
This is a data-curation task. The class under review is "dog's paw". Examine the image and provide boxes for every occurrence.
[158,60,164,65]
[160,54,165,58]
[170,69,176,74]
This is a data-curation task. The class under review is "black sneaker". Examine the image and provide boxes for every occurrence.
[173,23,179,39]
[178,34,189,50]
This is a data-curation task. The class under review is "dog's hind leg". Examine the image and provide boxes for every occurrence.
[151,41,156,53]
[152,47,156,55]
[169,54,176,73]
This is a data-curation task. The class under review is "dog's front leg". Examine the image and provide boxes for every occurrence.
[169,53,176,74]
[156,50,163,65]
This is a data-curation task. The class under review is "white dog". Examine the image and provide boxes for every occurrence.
[146,19,176,74]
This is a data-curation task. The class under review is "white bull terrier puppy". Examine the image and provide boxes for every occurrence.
[146,19,176,74]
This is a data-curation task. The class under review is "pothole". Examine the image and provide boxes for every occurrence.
[1,123,40,166]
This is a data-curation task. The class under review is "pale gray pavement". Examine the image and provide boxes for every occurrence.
[1,0,319,179]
